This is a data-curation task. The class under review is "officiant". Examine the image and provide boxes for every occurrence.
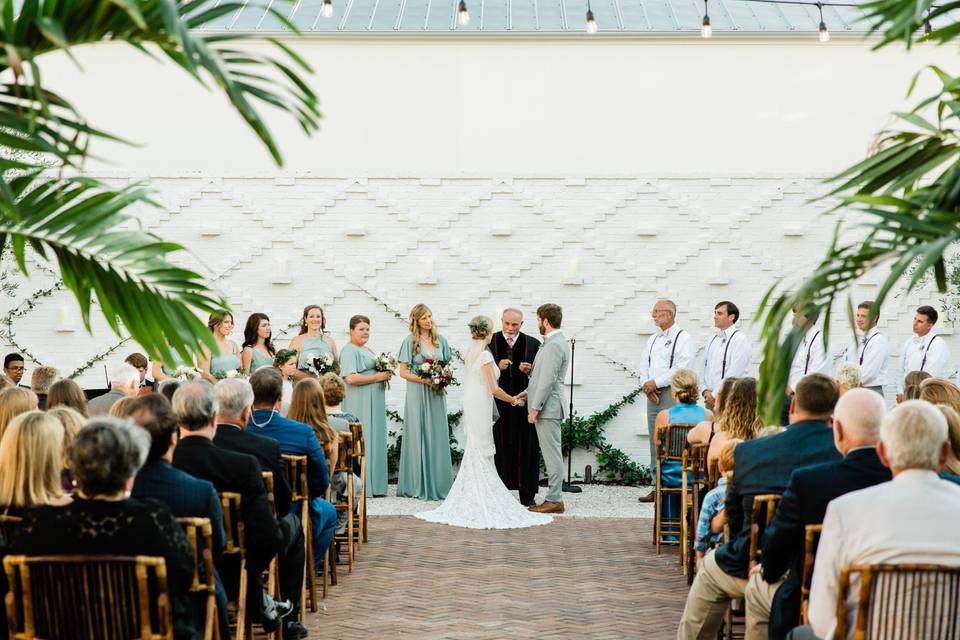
[489,308,542,506]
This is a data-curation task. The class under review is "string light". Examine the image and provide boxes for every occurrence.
[457,0,470,25]
[701,0,712,38]
[586,3,598,33]
[815,2,830,42]
[321,0,334,18]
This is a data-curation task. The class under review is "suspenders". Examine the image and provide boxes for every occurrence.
[804,331,822,375]
[648,329,686,372]
[859,332,878,366]
[705,329,740,379]
[920,335,939,371]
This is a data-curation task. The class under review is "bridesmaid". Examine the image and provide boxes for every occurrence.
[240,313,276,374]
[288,304,338,380]
[396,304,454,501]
[339,315,392,497]
[199,311,241,384]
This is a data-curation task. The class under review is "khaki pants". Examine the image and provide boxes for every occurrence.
[745,570,786,640]
[677,550,747,640]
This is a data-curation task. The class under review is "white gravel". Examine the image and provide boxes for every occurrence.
[366,484,654,519]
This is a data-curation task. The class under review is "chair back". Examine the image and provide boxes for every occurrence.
[349,422,365,459]
[219,492,245,559]
[3,554,172,640]
[334,431,354,476]
[800,524,823,623]
[683,443,709,485]
[262,471,277,518]
[836,563,960,639]
[0,513,23,543]
[283,454,309,503]
[657,423,697,462]
[176,517,216,595]
[748,493,782,569]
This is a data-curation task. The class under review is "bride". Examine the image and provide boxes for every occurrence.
[415,315,553,529]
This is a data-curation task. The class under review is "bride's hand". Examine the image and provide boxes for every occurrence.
[512,396,526,407]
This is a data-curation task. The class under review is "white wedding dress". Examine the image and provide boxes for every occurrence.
[414,340,553,529]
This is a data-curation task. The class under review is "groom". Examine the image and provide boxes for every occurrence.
[526,303,570,515]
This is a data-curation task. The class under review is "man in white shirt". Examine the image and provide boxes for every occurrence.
[783,308,829,425]
[638,299,695,502]
[701,300,752,410]
[896,305,951,402]
[794,401,960,640]
[842,300,888,396]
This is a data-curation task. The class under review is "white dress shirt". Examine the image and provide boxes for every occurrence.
[842,327,889,388]
[896,329,951,392]
[638,324,695,389]
[788,326,829,389]
[700,325,752,395]
[808,470,960,639]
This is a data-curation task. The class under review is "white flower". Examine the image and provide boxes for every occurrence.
[420,363,431,373]
[226,369,239,378]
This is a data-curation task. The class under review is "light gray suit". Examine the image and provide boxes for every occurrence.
[87,389,129,417]
[526,330,570,503]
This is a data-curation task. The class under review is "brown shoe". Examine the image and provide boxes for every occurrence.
[638,490,656,503]
[528,501,565,514]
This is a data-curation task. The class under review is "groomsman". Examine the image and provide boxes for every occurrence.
[700,301,752,410]
[638,299,694,503]
[842,300,888,396]
[489,308,541,506]
[783,307,829,425]
[896,305,951,402]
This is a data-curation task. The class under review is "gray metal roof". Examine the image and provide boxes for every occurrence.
[203,0,869,34]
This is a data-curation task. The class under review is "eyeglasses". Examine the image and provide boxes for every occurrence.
[6,366,24,372]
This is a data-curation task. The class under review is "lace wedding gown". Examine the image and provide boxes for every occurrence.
[414,340,553,529]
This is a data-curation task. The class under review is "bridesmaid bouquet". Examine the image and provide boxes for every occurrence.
[173,366,202,382]
[417,358,458,395]
[213,368,247,380]
[310,353,340,376]
[374,353,398,389]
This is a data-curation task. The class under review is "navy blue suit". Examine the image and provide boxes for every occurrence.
[714,420,841,579]
[760,447,891,639]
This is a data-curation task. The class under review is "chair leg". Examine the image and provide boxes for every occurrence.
[347,479,355,572]
[329,539,338,585]
[655,468,662,554]
[302,501,317,613]
[359,458,368,544]
[236,559,248,640]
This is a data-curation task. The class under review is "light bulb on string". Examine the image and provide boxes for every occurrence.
[586,7,598,33]
[321,0,334,18]
[816,3,829,42]
[701,0,711,37]
[458,0,470,25]
[924,13,933,36]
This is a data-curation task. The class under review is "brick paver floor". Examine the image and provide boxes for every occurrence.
[306,516,688,639]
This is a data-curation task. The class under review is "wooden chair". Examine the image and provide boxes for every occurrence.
[260,471,280,605]
[219,491,251,640]
[283,454,318,610]
[332,429,356,572]
[349,421,368,546]
[747,494,782,571]
[681,442,710,583]
[176,517,219,640]
[653,423,697,554]
[0,513,22,543]
[3,554,172,640]
[836,563,960,639]
[800,524,822,624]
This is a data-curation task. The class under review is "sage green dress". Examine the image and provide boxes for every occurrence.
[210,342,241,376]
[340,343,389,497]
[297,335,334,372]
[161,351,188,377]
[396,334,454,501]
[249,347,274,373]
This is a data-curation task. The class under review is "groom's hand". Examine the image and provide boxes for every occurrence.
[528,409,539,424]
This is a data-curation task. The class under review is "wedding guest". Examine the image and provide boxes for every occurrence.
[917,378,960,481]
[802,401,960,640]
[321,373,359,428]
[841,300,888,395]
[688,376,738,449]
[833,362,862,396]
[896,305,950,402]
[124,352,154,394]
[47,378,88,416]
[10,418,197,640]
[339,314,391,497]
[272,348,298,416]
[934,406,960,485]
[199,310,241,384]
[706,377,763,469]
[700,301,752,411]
[638,299,695,503]
[240,313,277,375]
[783,307,829,424]
[159,379,180,403]
[0,387,38,441]
[2,353,25,386]
[47,406,85,492]
[0,411,73,517]
[747,388,890,639]
[396,304,455,501]
[694,438,741,568]
[108,395,139,419]
[288,304,338,380]
[87,363,140,416]
[489,308,542,506]
[30,365,59,410]
[677,374,841,640]
[0,372,13,390]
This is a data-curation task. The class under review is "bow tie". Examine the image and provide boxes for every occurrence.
[914,335,925,345]
[717,330,727,343]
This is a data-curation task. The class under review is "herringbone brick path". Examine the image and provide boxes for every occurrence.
[306,516,688,639]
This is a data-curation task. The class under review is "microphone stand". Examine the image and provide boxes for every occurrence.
[563,337,582,493]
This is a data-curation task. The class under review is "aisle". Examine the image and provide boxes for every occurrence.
[307,516,688,639]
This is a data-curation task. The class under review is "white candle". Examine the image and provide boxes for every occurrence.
[59,304,70,326]
[567,258,580,279]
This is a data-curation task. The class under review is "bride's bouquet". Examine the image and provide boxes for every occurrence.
[374,353,398,389]
[173,366,202,382]
[309,353,340,376]
[213,368,247,380]
[417,358,458,395]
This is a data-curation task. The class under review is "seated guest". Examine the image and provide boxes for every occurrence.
[0,411,73,515]
[677,373,842,640]
[898,370,931,404]
[47,406,85,492]
[30,365,59,410]
[88,363,140,416]
[47,378,89,416]
[802,401,960,640]
[688,377,738,447]
[694,438,741,568]
[0,387,38,441]
[129,393,230,640]
[109,395,139,419]
[248,368,336,572]
[319,372,359,430]
[3,353,25,386]
[170,382,294,635]
[125,352,155,394]
[746,388,892,639]
[0,372,14,390]
[706,377,763,468]
[833,362,861,396]
[917,378,960,482]
[9,418,196,640]
[159,379,180,403]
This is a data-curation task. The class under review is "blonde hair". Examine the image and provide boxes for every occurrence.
[468,315,493,341]
[834,362,862,390]
[0,411,66,507]
[408,304,439,357]
[718,438,742,475]
[48,378,89,417]
[919,378,960,413]
[670,368,700,405]
[47,406,86,472]
[0,387,38,442]
[319,373,346,407]
[288,378,338,452]
[109,396,139,419]
[718,378,763,441]
[31,365,60,394]
[0,373,13,391]
[935,404,960,476]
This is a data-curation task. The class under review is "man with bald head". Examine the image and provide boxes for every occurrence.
[745,388,892,639]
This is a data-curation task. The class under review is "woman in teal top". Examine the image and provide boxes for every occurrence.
[240,312,276,374]
[199,311,241,383]
[340,315,393,497]
[152,350,188,384]
[288,304,339,379]
[396,304,455,501]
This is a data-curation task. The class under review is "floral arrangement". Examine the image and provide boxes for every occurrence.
[274,348,298,367]
[417,358,458,394]
[374,352,398,389]
[213,368,247,380]
[173,366,202,382]
[309,352,340,376]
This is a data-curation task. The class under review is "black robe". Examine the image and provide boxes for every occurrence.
[489,331,541,503]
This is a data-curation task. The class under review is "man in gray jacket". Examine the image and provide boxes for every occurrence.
[526,303,570,514]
